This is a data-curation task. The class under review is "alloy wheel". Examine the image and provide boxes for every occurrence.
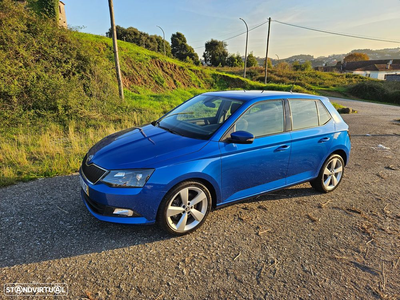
[322,157,343,191]
[165,186,209,233]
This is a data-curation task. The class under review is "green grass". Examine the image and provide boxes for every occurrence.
[215,66,371,92]
[0,88,207,187]
[0,0,376,187]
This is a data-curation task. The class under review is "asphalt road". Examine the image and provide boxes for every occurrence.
[1,98,399,299]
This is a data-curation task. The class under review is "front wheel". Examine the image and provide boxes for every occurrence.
[158,181,211,235]
[311,154,345,193]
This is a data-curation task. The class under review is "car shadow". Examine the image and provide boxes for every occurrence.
[0,175,171,268]
[1,175,318,268]
[217,185,318,208]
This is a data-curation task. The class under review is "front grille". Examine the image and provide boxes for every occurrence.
[81,154,107,184]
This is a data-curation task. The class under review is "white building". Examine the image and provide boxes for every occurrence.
[343,60,400,80]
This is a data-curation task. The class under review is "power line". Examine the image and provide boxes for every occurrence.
[193,19,269,49]
[192,18,400,52]
[273,19,400,44]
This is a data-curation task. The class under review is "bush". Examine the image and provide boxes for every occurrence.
[348,81,400,104]
[0,0,120,126]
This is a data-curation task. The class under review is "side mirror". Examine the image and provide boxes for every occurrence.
[229,131,254,144]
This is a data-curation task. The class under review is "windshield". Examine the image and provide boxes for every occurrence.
[155,95,244,140]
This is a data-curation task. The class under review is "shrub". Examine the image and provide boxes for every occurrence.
[348,81,400,104]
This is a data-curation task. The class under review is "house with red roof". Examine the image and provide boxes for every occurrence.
[316,59,400,80]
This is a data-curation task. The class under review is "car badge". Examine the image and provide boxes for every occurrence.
[87,155,94,164]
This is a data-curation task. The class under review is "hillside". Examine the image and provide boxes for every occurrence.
[1,0,391,187]
[255,47,400,67]
[1,0,308,186]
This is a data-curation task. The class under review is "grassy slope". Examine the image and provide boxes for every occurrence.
[3,1,394,187]
[0,1,305,186]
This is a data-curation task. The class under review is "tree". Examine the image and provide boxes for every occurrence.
[29,0,59,20]
[171,32,199,65]
[106,25,172,57]
[246,52,258,67]
[276,61,290,72]
[154,35,172,57]
[301,60,313,71]
[344,52,369,62]
[263,58,273,69]
[292,61,301,71]
[203,39,228,67]
[227,53,243,67]
[125,27,140,43]
[292,60,313,71]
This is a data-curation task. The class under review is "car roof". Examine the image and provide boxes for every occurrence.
[203,90,325,102]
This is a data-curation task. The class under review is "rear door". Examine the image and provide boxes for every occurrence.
[286,99,335,185]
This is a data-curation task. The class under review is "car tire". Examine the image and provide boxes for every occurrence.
[157,181,211,236]
[310,154,345,193]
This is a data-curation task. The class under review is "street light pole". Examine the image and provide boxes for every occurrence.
[264,17,271,85]
[108,0,124,100]
[239,18,249,78]
[156,25,166,56]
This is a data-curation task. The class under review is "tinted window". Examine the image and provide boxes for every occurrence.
[289,100,318,130]
[317,101,332,125]
[235,100,284,137]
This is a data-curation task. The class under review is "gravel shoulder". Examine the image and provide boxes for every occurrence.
[1,98,400,299]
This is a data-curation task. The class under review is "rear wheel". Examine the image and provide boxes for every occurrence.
[158,181,211,235]
[311,154,344,193]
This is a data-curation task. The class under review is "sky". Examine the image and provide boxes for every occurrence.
[65,0,400,59]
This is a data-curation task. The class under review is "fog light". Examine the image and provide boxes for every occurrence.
[113,208,134,217]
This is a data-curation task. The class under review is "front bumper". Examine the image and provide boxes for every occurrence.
[79,168,164,225]
[81,190,155,225]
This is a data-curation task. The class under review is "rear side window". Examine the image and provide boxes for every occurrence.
[316,101,332,125]
[289,100,318,130]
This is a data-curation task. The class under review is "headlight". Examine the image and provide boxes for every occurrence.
[101,169,154,188]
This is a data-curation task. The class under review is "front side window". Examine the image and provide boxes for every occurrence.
[233,100,284,138]
[289,100,319,130]
[156,95,243,140]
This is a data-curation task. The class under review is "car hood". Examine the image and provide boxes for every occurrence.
[87,125,208,169]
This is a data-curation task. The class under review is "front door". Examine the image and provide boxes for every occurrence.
[219,100,291,204]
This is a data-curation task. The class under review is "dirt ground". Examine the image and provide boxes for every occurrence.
[1,98,399,299]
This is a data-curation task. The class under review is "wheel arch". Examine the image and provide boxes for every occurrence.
[190,178,218,209]
[156,176,220,221]
[331,149,348,165]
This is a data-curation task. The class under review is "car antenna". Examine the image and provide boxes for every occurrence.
[290,84,294,93]
[261,90,264,93]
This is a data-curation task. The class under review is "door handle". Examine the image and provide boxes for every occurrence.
[275,145,290,152]
[318,137,330,143]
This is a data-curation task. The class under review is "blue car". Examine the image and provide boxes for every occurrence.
[80,91,350,235]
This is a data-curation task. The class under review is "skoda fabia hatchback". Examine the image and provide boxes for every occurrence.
[80,91,351,235]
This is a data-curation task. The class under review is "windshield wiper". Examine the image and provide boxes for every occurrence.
[132,127,155,145]
[157,124,181,136]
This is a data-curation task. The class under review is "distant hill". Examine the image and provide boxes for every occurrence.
[255,47,400,68]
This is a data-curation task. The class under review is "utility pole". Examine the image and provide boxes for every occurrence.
[108,0,124,100]
[239,18,249,78]
[156,25,166,56]
[264,17,271,84]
